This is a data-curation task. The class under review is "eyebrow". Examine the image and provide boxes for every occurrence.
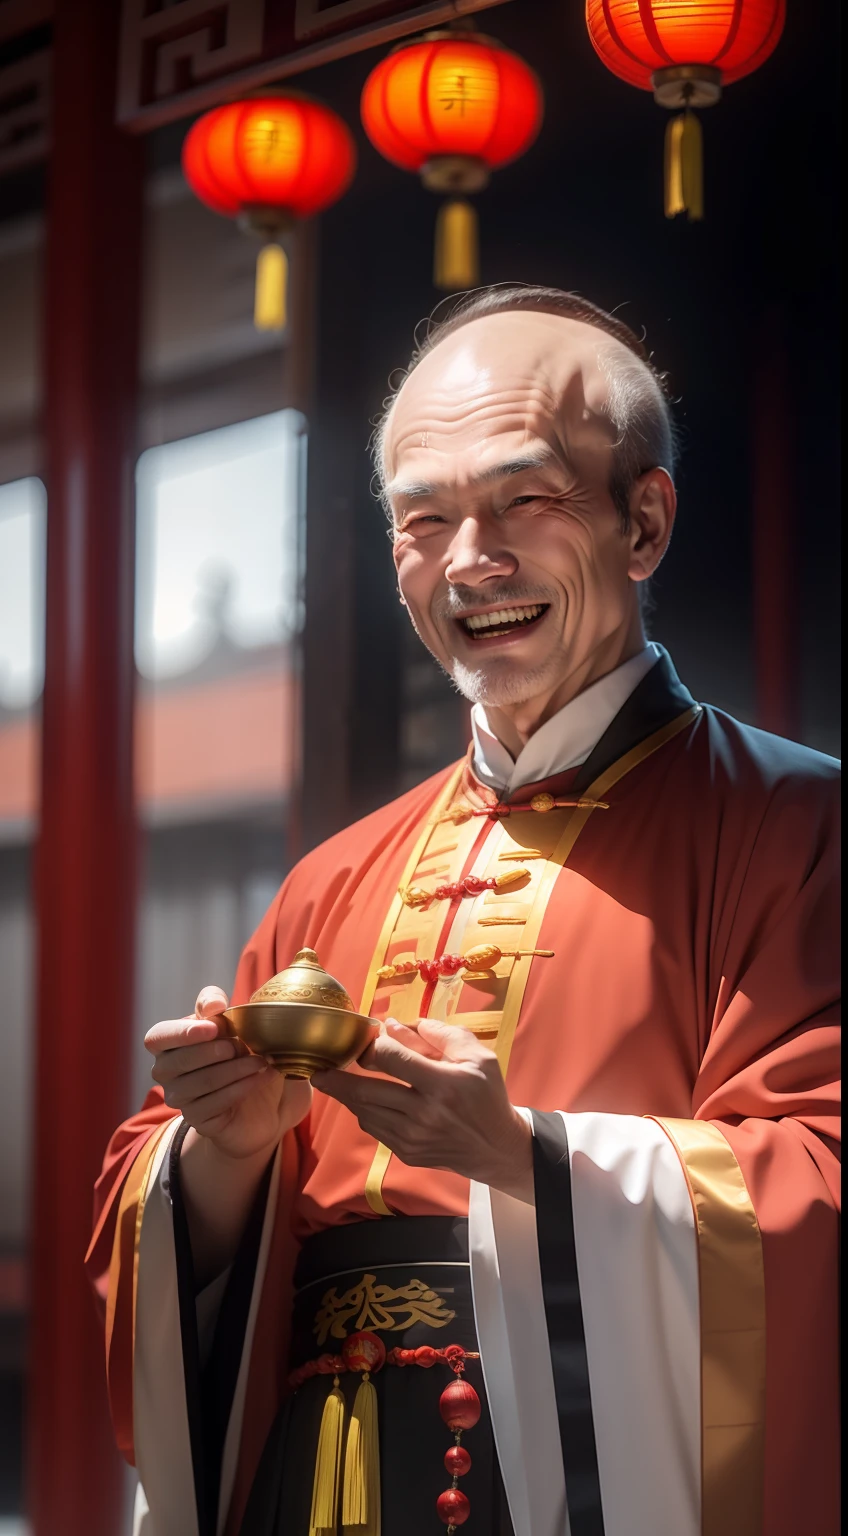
[385,448,559,505]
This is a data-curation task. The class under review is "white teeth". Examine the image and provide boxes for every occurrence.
[462,603,544,632]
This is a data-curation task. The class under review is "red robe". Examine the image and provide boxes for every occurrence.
[87,656,840,1535]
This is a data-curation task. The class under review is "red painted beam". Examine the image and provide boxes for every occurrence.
[27,2,143,1533]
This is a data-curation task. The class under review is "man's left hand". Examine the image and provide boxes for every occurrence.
[312,1020,534,1204]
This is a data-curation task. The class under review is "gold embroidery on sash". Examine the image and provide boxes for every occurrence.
[314,1272,456,1345]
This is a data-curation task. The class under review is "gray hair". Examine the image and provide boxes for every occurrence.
[372,284,677,529]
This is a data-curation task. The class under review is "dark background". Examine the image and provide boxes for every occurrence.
[272,0,841,820]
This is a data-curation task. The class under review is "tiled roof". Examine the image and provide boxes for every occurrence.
[0,666,295,828]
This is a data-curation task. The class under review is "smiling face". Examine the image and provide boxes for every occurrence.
[383,310,676,739]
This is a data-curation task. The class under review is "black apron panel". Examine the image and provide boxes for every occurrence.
[240,1216,514,1536]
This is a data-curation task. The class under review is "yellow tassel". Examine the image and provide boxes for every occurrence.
[254,242,287,330]
[309,1377,346,1536]
[434,199,479,291]
[342,1372,380,1535]
[664,111,704,221]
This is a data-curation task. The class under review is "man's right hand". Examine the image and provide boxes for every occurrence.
[144,985,312,1161]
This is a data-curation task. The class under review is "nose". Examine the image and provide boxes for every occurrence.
[444,514,518,588]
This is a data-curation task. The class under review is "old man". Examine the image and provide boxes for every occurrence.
[89,286,840,1536]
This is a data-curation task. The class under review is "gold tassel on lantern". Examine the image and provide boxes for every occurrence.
[308,1376,346,1536]
[434,198,479,291]
[254,241,288,330]
[664,110,704,221]
[342,1370,381,1536]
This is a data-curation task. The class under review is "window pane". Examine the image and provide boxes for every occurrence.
[133,412,304,1107]
[0,477,45,1527]
[0,477,45,715]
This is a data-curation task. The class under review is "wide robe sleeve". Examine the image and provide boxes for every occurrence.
[469,766,840,1536]
[84,870,307,1536]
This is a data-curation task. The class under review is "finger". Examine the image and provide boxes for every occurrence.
[386,1021,444,1059]
[195,985,229,1018]
[151,1037,241,1081]
[357,1020,442,1069]
[311,1068,416,1114]
[349,1105,419,1148]
[187,1074,268,1131]
[415,1018,490,1063]
[356,1030,445,1090]
[158,1055,267,1106]
[144,1016,220,1055]
[349,1109,452,1171]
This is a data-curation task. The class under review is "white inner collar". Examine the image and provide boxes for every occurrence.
[470,644,662,795]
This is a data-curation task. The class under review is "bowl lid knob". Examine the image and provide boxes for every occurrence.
[248,948,355,1011]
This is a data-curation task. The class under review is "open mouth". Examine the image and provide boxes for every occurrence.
[458,602,550,641]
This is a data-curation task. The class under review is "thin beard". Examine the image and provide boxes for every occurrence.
[452,655,562,707]
[407,593,563,705]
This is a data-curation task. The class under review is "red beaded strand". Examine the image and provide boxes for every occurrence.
[437,1373,480,1531]
[288,1342,483,1533]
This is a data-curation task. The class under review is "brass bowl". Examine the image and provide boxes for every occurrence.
[222,947,375,1079]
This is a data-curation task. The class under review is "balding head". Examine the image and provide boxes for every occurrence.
[375,285,676,528]
[382,286,678,741]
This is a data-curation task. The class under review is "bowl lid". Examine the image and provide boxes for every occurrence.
[249,948,355,1012]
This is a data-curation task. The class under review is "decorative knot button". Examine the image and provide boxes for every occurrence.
[529,792,556,812]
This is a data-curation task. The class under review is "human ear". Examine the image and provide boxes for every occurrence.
[627,468,676,581]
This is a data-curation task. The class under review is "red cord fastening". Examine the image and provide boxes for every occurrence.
[288,1342,480,1390]
[401,867,529,908]
[375,943,553,984]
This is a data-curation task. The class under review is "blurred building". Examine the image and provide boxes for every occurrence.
[0,0,839,1533]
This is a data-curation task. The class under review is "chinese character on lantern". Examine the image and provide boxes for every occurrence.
[181,94,356,329]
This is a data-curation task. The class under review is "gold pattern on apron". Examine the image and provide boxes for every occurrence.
[314,1272,457,1345]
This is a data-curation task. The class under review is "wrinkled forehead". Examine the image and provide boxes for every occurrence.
[382,311,619,483]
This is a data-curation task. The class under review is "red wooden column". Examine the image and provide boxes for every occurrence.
[752,308,799,740]
[27,1,143,1533]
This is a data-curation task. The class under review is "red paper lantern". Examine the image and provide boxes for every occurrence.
[182,95,356,329]
[361,28,543,290]
[585,0,785,218]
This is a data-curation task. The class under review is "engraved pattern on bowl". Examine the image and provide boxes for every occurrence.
[222,1001,374,1078]
[227,948,367,1076]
